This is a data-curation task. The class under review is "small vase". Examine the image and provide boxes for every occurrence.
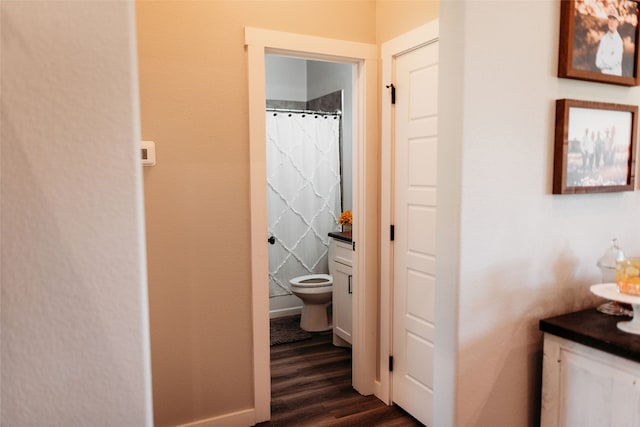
[342,224,352,232]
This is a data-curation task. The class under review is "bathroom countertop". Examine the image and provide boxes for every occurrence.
[540,308,640,363]
[328,231,352,243]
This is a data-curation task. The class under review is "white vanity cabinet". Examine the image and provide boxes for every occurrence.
[540,309,640,427]
[329,238,353,347]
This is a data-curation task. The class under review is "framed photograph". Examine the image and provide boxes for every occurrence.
[558,0,640,86]
[553,99,638,194]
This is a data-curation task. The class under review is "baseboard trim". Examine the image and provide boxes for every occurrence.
[269,306,302,319]
[175,408,256,427]
[373,379,390,405]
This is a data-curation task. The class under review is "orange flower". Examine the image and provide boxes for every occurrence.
[337,210,352,225]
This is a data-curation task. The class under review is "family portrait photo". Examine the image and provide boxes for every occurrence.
[559,0,640,86]
[553,99,638,194]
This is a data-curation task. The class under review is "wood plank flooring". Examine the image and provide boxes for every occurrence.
[256,328,424,427]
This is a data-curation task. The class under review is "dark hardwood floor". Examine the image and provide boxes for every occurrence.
[257,328,424,427]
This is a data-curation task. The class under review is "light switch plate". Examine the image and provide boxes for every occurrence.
[141,140,156,166]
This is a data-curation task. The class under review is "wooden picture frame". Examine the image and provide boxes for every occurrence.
[553,99,638,194]
[558,0,640,86]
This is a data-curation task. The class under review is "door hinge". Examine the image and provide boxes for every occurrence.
[390,224,395,241]
[352,241,356,251]
[386,83,396,104]
[389,355,394,372]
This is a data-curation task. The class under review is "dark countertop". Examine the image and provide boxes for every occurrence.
[540,308,640,363]
[328,231,352,243]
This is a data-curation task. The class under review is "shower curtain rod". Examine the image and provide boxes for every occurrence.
[266,107,341,116]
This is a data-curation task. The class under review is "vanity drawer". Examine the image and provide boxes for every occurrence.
[333,241,353,267]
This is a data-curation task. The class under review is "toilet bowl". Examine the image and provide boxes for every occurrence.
[289,274,333,332]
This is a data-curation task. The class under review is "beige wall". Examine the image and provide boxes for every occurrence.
[136,2,425,425]
[376,0,439,43]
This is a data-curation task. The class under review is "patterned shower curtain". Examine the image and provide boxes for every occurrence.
[266,112,341,297]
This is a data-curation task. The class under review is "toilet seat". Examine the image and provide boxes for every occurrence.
[289,274,332,288]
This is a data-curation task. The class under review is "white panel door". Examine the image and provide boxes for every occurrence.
[392,41,438,426]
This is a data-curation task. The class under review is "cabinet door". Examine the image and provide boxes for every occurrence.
[542,333,640,427]
[558,350,640,426]
[333,261,352,344]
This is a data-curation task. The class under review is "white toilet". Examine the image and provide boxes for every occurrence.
[289,274,333,332]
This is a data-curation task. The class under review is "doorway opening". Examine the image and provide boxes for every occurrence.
[265,55,354,322]
[245,27,378,423]
[265,54,356,417]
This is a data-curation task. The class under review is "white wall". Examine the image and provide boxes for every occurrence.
[1,1,153,425]
[265,55,308,101]
[439,1,640,425]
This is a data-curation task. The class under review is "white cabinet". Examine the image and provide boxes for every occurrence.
[541,333,640,427]
[330,239,353,347]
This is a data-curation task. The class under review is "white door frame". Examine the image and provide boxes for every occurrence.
[379,20,439,405]
[245,27,378,423]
